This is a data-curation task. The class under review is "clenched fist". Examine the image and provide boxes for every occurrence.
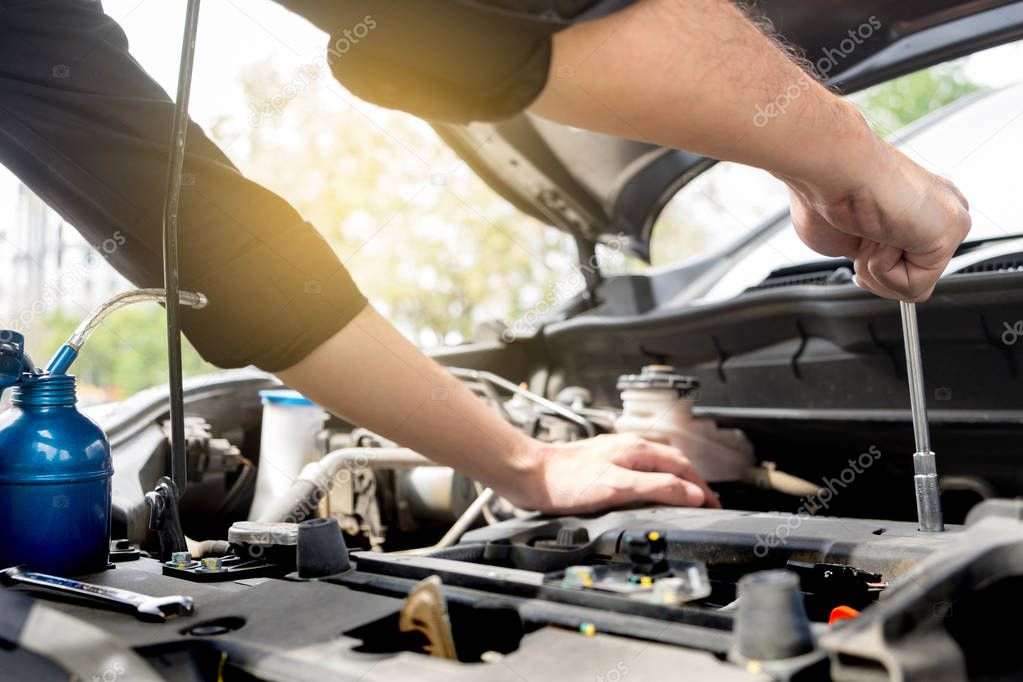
[782,121,971,302]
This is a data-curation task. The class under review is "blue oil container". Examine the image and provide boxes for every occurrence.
[0,373,113,575]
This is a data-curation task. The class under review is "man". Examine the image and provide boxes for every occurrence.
[0,0,970,514]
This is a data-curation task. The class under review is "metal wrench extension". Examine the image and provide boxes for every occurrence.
[1,565,194,622]
[899,301,944,532]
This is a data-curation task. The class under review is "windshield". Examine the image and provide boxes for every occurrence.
[649,40,1023,284]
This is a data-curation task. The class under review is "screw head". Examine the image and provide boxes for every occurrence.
[200,557,224,571]
[168,551,192,567]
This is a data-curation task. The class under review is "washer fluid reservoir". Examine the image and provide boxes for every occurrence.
[615,365,754,482]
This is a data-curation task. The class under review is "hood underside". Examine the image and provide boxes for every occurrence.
[435,0,1023,262]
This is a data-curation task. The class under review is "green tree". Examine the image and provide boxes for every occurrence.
[23,58,983,399]
[650,62,981,267]
[210,61,576,346]
[33,306,212,400]
[852,62,980,135]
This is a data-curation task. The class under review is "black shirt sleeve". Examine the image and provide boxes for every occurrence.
[0,0,367,371]
[276,0,601,122]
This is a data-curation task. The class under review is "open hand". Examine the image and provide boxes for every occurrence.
[503,433,720,515]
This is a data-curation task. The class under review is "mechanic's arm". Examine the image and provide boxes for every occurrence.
[529,0,971,301]
[277,304,718,514]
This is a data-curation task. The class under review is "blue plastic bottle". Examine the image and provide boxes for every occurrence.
[0,372,113,575]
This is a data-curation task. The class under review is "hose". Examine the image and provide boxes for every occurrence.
[46,289,207,375]
[257,448,438,523]
[448,367,596,437]
[398,486,496,556]
[474,480,500,526]
[743,463,824,498]
[216,456,255,516]
[186,537,231,558]
[434,487,495,549]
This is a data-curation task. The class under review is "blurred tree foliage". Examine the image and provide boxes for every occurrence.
[35,306,212,400]
[852,62,981,134]
[25,58,981,398]
[650,62,980,267]
[208,62,578,348]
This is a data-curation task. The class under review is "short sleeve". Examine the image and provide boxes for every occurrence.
[276,0,600,122]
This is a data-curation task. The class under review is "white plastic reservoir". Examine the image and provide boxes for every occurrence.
[248,389,327,521]
[614,366,754,482]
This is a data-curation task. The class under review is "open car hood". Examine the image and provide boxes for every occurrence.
[434,0,1023,262]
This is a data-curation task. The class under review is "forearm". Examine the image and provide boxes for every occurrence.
[275,305,540,502]
[530,0,880,188]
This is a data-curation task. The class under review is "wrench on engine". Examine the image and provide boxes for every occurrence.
[899,302,944,532]
[0,565,194,622]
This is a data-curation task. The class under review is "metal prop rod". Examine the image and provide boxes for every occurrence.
[162,0,202,493]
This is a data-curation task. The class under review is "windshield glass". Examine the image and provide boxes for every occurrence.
[648,40,1023,280]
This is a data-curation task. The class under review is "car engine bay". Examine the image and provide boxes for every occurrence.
[5,260,1023,681]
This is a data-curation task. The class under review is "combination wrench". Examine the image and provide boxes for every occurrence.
[1,565,194,622]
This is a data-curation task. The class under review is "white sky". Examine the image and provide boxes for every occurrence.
[2,1,1023,244]
[104,0,329,124]
[0,1,327,215]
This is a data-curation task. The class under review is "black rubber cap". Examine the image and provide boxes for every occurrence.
[733,570,815,660]
[296,518,351,579]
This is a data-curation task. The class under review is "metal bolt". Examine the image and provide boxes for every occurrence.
[200,557,223,571]
[562,565,595,589]
[168,551,192,566]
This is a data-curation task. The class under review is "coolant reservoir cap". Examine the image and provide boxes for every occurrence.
[228,521,299,546]
[617,365,699,393]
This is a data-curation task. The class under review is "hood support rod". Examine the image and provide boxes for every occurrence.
[162,0,202,493]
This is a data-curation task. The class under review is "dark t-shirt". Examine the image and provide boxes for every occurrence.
[278,1,600,121]
[0,0,597,371]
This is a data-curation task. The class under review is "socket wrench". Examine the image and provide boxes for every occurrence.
[1,565,194,622]
[899,301,944,532]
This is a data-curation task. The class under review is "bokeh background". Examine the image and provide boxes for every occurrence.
[0,1,1016,403]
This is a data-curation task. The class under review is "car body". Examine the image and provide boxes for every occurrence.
[4,2,1023,680]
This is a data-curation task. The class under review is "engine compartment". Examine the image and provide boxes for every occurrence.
[8,502,1023,681]
[6,272,1023,681]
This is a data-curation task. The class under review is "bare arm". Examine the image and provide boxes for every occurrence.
[283,0,971,515]
[277,305,718,514]
[531,0,970,301]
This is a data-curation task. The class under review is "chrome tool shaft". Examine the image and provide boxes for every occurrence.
[899,301,944,532]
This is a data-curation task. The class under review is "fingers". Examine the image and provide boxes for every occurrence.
[612,437,721,508]
[786,154,971,303]
[613,470,707,508]
[853,234,948,302]
[789,192,861,258]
